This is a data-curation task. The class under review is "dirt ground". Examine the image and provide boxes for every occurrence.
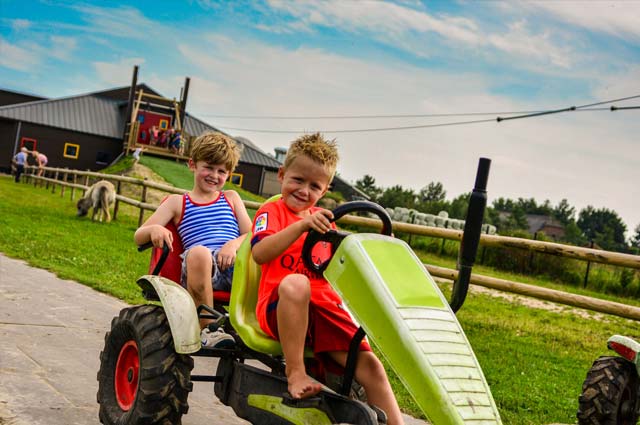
[121,163,179,207]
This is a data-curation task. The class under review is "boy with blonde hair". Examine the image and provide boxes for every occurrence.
[135,132,252,348]
[251,133,404,424]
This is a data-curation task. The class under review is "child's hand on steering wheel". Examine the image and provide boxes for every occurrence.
[302,209,334,234]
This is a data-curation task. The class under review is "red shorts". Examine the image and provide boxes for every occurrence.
[263,284,371,354]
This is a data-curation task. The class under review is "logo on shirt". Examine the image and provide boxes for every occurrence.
[254,213,268,233]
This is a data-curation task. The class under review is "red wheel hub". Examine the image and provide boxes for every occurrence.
[115,340,139,411]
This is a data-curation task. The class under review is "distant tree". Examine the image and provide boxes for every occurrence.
[577,206,627,252]
[378,185,416,209]
[492,197,515,212]
[562,221,587,246]
[419,182,446,203]
[631,224,640,250]
[448,192,470,219]
[553,199,576,225]
[516,197,539,213]
[355,174,381,202]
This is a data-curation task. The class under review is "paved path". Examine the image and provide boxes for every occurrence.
[0,253,426,425]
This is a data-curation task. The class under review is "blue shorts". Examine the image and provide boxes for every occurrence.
[180,247,234,291]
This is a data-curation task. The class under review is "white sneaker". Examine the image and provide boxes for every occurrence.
[201,327,235,349]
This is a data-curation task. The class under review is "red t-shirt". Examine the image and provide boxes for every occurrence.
[251,199,339,337]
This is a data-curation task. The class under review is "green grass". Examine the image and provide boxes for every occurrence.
[139,155,265,203]
[0,175,147,305]
[3,174,640,424]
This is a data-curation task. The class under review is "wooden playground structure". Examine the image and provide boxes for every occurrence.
[123,66,193,161]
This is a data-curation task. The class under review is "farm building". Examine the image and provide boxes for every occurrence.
[0,84,364,200]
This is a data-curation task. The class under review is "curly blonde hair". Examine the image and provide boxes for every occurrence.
[283,133,339,178]
[189,132,242,172]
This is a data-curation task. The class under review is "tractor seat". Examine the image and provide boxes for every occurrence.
[229,234,284,355]
[149,221,230,303]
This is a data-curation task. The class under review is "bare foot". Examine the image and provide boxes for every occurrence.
[287,371,323,399]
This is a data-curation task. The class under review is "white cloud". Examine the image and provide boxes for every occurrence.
[0,37,40,71]
[174,33,640,230]
[49,36,78,61]
[529,1,640,40]
[487,20,573,69]
[70,4,156,39]
[262,1,584,70]
[265,0,481,45]
[93,57,146,86]
[11,19,31,31]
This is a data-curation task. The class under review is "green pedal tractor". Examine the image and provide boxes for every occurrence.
[97,158,503,424]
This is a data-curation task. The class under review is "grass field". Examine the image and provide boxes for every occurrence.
[2,172,639,424]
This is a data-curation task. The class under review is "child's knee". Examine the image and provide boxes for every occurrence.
[186,246,213,269]
[278,274,311,302]
[358,352,386,378]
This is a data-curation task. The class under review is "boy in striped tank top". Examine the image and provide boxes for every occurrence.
[134,132,252,349]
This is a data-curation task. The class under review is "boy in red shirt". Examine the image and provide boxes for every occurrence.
[251,133,404,425]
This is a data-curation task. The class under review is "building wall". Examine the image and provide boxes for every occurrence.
[261,169,280,198]
[0,119,20,172]
[234,163,266,195]
[2,120,122,172]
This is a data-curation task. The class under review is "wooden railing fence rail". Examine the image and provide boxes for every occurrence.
[23,165,640,321]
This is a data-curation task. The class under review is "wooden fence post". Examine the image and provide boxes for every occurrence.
[83,173,90,197]
[528,232,538,272]
[138,179,148,227]
[71,174,77,200]
[584,239,595,288]
[113,180,122,221]
[52,170,59,194]
[61,168,68,198]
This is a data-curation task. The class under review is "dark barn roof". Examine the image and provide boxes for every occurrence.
[0,94,124,138]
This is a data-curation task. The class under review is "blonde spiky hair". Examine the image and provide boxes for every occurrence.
[283,133,339,178]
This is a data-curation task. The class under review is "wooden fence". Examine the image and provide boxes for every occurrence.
[24,165,640,321]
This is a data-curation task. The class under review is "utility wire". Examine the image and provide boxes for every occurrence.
[200,110,546,120]
[218,118,497,134]
[496,94,640,122]
[212,94,640,134]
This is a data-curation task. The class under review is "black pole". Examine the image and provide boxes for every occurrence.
[450,157,491,313]
[583,239,594,288]
[180,77,190,130]
[122,65,139,142]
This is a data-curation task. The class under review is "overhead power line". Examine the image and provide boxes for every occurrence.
[211,94,640,135]
[496,94,640,122]
[201,110,546,120]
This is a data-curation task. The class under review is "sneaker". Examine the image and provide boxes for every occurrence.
[201,327,235,349]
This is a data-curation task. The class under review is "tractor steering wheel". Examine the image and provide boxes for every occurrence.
[301,201,393,274]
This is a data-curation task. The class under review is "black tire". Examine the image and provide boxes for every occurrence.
[97,305,194,425]
[578,356,640,425]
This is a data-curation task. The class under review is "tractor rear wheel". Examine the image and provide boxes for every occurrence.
[577,356,640,425]
[97,305,194,424]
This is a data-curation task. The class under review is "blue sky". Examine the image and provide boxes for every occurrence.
[1,1,639,234]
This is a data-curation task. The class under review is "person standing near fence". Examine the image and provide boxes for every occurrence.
[12,147,29,183]
[32,150,48,177]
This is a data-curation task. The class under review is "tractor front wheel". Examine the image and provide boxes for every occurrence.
[577,356,640,425]
[97,305,194,424]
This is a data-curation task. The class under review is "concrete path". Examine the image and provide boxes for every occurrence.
[0,253,426,425]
